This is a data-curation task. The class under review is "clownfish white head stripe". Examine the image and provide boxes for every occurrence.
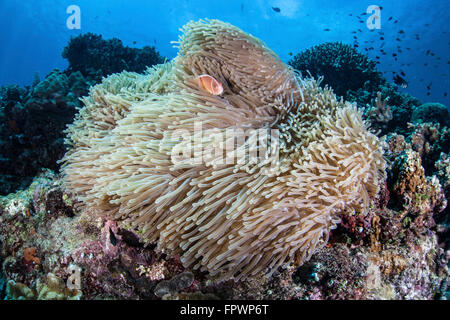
[194,74,224,95]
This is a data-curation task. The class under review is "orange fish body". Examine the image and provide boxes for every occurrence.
[195,74,223,95]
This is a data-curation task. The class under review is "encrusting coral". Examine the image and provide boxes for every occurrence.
[5,273,82,300]
[60,19,386,280]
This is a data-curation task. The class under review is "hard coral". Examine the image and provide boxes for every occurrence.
[35,272,82,300]
[288,42,383,100]
[411,103,450,127]
[62,33,165,81]
[289,42,421,136]
[365,91,393,128]
[391,149,446,215]
[5,273,81,300]
[0,70,91,195]
[61,19,386,281]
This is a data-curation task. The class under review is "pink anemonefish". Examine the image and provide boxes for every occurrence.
[195,74,223,95]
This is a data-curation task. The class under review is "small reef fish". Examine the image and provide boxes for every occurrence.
[272,7,281,13]
[393,74,408,88]
[195,75,224,95]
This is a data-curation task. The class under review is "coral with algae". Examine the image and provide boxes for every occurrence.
[60,19,386,281]
[5,273,81,300]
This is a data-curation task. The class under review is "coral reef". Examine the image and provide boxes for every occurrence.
[386,127,449,267]
[0,20,448,301]
[0,164,447,300]
[289,42,422,135]
[0,70,92,195]
[288,42,384,100]
[0,34,166,196]
[0,170,188,300]
[62,33,165,82]
[5,273,82,300]
[387,122,449,177]
[388,149,446,225]
[60,19,386,280]
[411,103,450,127]
[364,91,393,131]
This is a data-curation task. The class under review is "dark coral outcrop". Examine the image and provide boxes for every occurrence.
[289,42,422,135]
[62,33,166,81]
[0,70,92,195]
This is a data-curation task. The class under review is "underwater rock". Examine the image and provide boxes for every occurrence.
[0,31,167,197]
[0,170,182,300]
[386,122,449,178]
[435,153,450,195]
[154,271,195,298]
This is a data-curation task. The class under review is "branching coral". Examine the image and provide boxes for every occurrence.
[61,19,386,280]
[366,92,393,124]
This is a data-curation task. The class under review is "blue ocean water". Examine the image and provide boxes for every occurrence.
[0,0,449,107]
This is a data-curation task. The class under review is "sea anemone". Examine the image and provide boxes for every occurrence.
[60,19,386,280]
